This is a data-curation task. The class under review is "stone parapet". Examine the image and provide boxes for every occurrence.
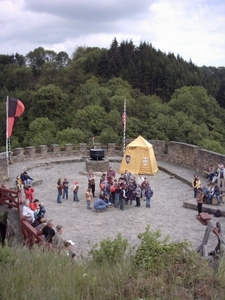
[166,142,199,169]
[25,146,36,159]
[196,149,225,174]
[149,140,166,161]
[1,141,225,181]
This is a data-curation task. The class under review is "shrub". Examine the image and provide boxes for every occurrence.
[133,225,190,272]
[88,233,130,264]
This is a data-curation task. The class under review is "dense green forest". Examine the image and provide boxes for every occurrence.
[0,38,225,153]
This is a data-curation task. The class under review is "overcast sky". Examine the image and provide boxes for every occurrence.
[0,0,224,67]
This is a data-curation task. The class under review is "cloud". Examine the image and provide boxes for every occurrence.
[0,0,224,66]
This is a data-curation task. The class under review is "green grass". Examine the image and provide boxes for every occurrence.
[0,227,225,300]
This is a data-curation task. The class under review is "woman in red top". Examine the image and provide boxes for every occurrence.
[24,185,34,203]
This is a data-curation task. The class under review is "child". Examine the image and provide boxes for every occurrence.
[73,181,79,202]
[145,185,153,208]
[62,178,69,200]
[85,188,92,209]
[15,176,24,191]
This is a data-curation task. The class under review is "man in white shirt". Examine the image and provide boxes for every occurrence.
[22,200,35,223]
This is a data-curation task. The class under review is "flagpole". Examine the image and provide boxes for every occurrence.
[123,98,126,155]
[6,96,9,178]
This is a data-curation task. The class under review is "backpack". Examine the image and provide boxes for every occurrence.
[205,208,212,215]
[214,209,221,218]
[146,188,153,198]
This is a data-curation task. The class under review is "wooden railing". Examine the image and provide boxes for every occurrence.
[0,187,44,247]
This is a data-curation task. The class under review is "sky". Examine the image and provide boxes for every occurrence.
[0,0,224,67]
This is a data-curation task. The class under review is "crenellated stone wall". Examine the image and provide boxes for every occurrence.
[165,142,199,168]
[1,141,225,181]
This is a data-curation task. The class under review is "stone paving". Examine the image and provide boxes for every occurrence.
[7,157,225,257]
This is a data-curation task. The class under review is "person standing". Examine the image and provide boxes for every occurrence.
[192,174,201,199]
[137,174,144,199]
[217,164,225,193]
[135,184,141,207]
[73,181,79,202]
[86,188,92,209]
[196,187,204,216]
[62,178,69,200]
[57,178,63,203]
[87,169,96,197]
[127,180,136,205]
[120,186,127,211]
[52,225,64,249]
[145,185,153,208]
[213,184,222,205]
[141,177,150,201]
[107,166,116,185]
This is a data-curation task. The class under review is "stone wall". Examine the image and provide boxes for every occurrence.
[165,142,199,168]
[1,141,225,180]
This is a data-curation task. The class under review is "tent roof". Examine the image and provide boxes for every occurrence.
[127,135,152,148]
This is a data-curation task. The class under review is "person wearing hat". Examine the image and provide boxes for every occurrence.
[53,225,64,249]
[73,181,79,202]
[63,240,76,260]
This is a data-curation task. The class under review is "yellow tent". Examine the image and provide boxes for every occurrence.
[119,136,158,175]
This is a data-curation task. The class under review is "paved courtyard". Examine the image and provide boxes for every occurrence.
[8,159,225,257]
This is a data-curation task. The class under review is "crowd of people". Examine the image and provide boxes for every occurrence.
[56,167,154,212]
[14,171,76,260]
[192,163,225,216]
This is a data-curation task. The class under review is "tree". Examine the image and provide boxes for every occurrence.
[72,105,107,136]
[26,47,46,75]
[55,128,85,145]
[23,117,56,146]
[27,84,71,130]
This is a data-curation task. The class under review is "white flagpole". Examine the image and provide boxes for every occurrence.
[6,96,9,178]
[123,98,126,155]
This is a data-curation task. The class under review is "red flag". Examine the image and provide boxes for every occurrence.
[7,98,25,138]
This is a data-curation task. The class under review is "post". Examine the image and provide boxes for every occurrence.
[6,96,9,178]
[122,98,126,155]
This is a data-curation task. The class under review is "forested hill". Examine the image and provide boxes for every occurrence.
[0,38,225,153]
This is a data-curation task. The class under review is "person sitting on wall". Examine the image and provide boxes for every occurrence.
[15,176,24,191]
[20,171,33,187]
[30,199,40,219]
[208,164,216,182]
[22,200,35,224]
[42,220,55,243]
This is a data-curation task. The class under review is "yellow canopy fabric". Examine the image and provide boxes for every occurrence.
[119,136,158,175]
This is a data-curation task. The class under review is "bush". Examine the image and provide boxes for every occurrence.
[133,225,190,272]
[88,233,130,264]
